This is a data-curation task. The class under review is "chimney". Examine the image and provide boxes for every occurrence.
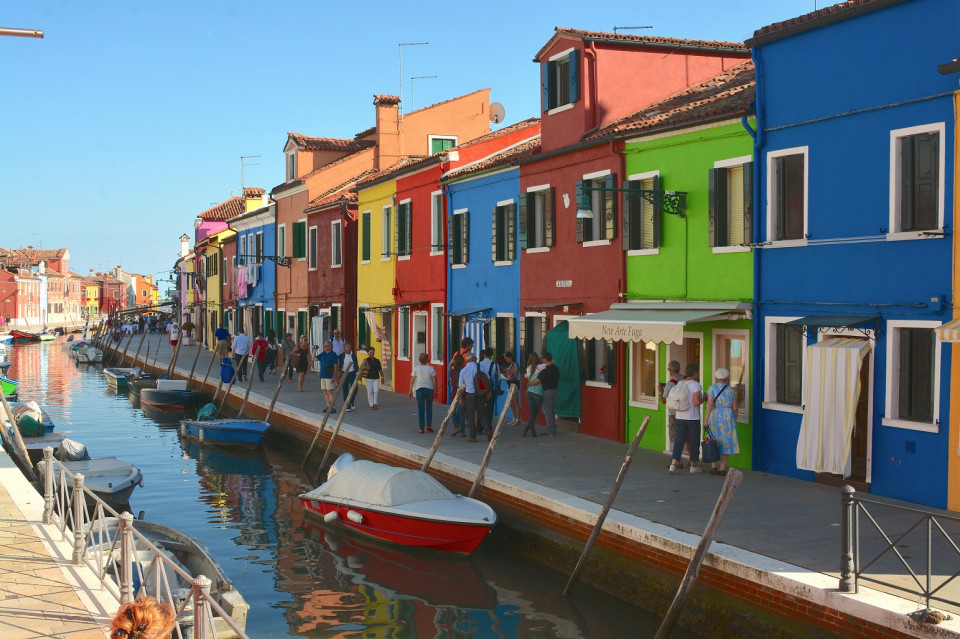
[179,234,190,258]
[262,191,269,208]
[89,269,94,277]
[373,94,401,170]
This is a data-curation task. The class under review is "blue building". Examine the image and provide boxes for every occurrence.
[443,139,540,402]
[748,0,957,508]
[230,200,277,337]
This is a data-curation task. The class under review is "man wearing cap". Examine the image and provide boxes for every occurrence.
[659,360,686,466]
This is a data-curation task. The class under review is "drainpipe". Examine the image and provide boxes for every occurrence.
[586,42,600,131]
[441,181,452,404]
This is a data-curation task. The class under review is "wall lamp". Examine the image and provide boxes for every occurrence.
[236,254,291,267]
[576,185,688,219]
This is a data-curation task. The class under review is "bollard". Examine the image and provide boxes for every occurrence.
[839,485,856,593]
[42,446,54,524]
[72,473,85,565]
[192,574,213,639]
[119,512,135,603]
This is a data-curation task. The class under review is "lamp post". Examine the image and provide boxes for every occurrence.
[576,184,688,219]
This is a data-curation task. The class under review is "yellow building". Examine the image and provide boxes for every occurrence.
[200,229,235,349]
[355,179,398,388]
[82,281,99,319]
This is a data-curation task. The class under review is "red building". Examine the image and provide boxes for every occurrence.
[517,29,749,441]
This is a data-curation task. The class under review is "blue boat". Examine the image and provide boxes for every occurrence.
[179,418,270,449]
[139,379,199,409]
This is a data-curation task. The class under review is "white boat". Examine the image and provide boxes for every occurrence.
[72,346,103,363]
[0,346,9,373]
[103,367,138,388]
[37,456,143,505]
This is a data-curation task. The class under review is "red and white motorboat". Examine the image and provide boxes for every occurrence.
[299,453,497,555]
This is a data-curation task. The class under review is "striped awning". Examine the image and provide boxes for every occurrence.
[936,317,960,342]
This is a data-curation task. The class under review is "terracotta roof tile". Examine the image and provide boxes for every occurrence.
[354,155,431,190]
[443,137,542,182]
[748,0,893,45]
[242,187,264,198]
[287,132,376,153]
[197,196,246,221]
[373,94,401,106]
[456,118,540,148]
[585,61,755,140]
[536,27,748,60]
[355,125,376,139]
[305,170,380,210]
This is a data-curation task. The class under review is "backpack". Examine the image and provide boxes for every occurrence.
[665,379,691,412]
[475,364,494,394]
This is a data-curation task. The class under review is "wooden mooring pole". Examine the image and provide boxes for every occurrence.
[166,336,183,377]
[264,352,294,424]
[236,345,264,418]
[421,386,465,472]
[118,331,136,367]
[199,347,218,394]
[186,340,203,387]
[150,334,162,370]
[315,379,363,479]
[300,368,351,472]
[468,385,518,499]
[654,468,743,639]
[0,390,37,482]
[217,354,246,417]
[564,416,650,596]
[130,330,148,369]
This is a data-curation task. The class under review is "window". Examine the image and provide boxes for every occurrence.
[237,236,246,266]
[358,308,369,350]
[429,136,457,154]
[886,321,940,430]
[278,225,286,258]
[398,307,410,359]
[767,321,803,407]
[308,225,318,270]
[395,200,412,257]
[519,187,555,250]
[623,173,660,252]
[287,153,296,181]
[581,339,615,385]
[492,316,516,358]
[521,316,547,365]
[629,341,657,405]
[449,209,469,266]
[431,304,444,363]
[492,202,517,262]
[381,205,392,258]
[542,49,579,111]
[292,221,306,259]
[710,158,753,249]
[255,232,263,264]
[331,220,342,267]
[767,148,807,242]
[891,124,943,234]
[577,173,617,244]
[361,211,371,262]
[430,191,444,253]
[714,330,749,422]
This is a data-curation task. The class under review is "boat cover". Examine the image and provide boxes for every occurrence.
[197,403,217,421]
[302,460,454,507]
[55,438,90,462]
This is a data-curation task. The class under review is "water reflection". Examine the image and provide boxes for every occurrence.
[4,339,695,639]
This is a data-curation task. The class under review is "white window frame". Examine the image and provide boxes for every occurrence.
[330,219,342,268]
[762,316,805,414]
[452,207,469,267]
[581,169,613,247]
[887,122,946,240]
[307,225,318,271]
[712,155,753,254]
[546,47,576,116]
[494,198,516,265]
[430,303,444,364]
[430,190,444,257]
[381,204,392,261]
[711,328,750,423]
[238,235,246,266]
[277,224,286,259]
[628,340,659,408]
[884,319,941,433]
[765,146,809,248]
[286,151,296,181]
[525,183,551,253]
[625,170,661,256]
[397,307,411,361]
[428,135,458,154]
[255,231,264,264]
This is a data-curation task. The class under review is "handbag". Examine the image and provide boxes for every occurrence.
[701,426,720,464]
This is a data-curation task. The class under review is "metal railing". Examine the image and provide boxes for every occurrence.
[41,446,250,639]
[840,485,960,611]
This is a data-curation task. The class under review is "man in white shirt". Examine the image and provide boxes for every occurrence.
[458,353,480,442]
[330,329,345,357]
[670,363,704,474]
[231,329,251,383]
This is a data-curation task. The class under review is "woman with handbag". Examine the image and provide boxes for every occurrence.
[703,367,739,476]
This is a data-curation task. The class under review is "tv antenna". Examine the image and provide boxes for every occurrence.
[410,75,437,110]
[241,155,260,192]
[399,42,428,159]
[613,25,653,33]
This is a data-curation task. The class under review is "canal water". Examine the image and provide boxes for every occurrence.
[5,340,698,639]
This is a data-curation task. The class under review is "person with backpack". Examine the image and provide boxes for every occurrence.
[476,348,498,438]
[448,352,466,436]
[667,363,704,474]
[659,360,686,468]
[538,352,560,436]
[457,352,480,441]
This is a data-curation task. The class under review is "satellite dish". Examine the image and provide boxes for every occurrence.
[489,102,506,124]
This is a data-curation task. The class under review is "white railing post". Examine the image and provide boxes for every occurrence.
[839,485,856,593]
[71,473,85,565]
[42,446,54,524]
[119,512,135,604]
[192,574,213,639]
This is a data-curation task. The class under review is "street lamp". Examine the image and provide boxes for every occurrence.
[576,184,688,219]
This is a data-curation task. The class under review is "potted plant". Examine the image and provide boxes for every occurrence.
[181,320,195,345]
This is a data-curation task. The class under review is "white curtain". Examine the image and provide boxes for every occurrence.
[462,319,486,354]
[796,337,870,477]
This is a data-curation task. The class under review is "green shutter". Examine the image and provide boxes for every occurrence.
[743,162,754,245]
[604,173,616,240]
[568,50,579,103]
[362,212,371,261]
[622,187,634,250]
[447,213,456,265]
[492,206,499,261]
[507,204,517,260]
[393,206,400,256]
[651,175,661,249]
[541,62,550,111]
[462,211,470,264]
[575,180,584,244]
[518,194,528,250]
[708,168,718,247]
[404,203,412,255]
[292,222,306,259]
[545,187,555,246]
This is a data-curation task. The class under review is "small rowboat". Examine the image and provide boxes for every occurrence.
[0,376,19,398]
[38,331,58,342]
[36,456,143,505]
[103,367,138,389]
[179,418,270,449]
[299,453,497,555]
[10,330,39,342]
[140,379,199,409]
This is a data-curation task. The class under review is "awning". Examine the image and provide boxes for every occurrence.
[445,307,491,318]
[937,317,960,342]
[567,302,749,345]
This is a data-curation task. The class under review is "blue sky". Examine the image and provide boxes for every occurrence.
[0,0,839,283]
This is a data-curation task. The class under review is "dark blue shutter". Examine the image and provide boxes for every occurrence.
[447,214,455,265]
[541,62,550,112]
[462,211,470,264]
[518,195,528,250]
[507,204,517,260]
[568,50,579,103]
[491,206,499,261]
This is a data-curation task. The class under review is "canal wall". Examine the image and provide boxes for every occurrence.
[112,341,960,639]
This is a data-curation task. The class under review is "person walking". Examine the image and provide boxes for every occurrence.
[316,341,340,412]
[168,320,179,347]
[280,333,296,381]
[704,367,739,476]
[410,352,437,433]
[448,353,466,436]
[458,352,480,441]
[501,351,522,425]
[214,325,231,357]
[538,352,560,436]
[669,363,705,474]
[231,328,251,383]
[293,335,312,392]
[363,346,384,409]
[339,342,359,411]
[523,352,542,438]
[266,330,278,374]
[477,348,499,438]
[252,333,269,382]
[659,360,686,468]
[330,329,345,356]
